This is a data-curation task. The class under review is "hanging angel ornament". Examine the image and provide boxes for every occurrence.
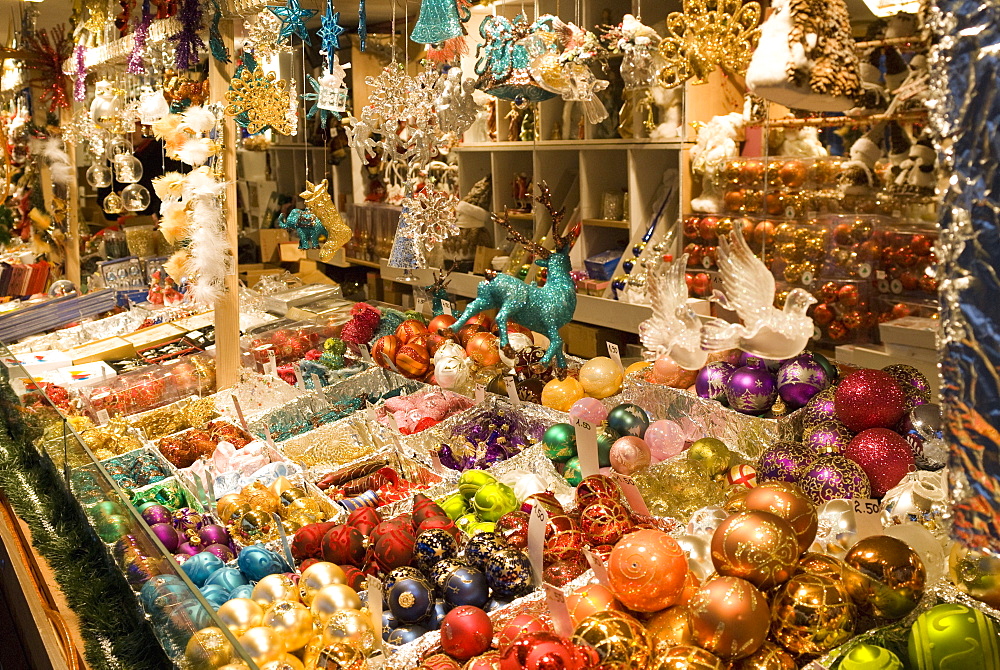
[639,254,707,369]
[435,67,480,138]
[90,80,123,129]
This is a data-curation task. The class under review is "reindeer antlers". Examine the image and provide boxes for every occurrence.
[492,208,551,258]
[431,268,452,290]
[536,182,578,249]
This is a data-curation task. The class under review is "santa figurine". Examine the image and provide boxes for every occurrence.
[163,276,183,305]
[147,270,164,305]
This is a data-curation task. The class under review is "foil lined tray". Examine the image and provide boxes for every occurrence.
[322,367,426,407]
[278,413,382,472]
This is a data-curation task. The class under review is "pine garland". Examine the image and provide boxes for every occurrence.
[0,387,170,670]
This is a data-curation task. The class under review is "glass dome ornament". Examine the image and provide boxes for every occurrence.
[86,163,113,188]
[121,184,151,212]
[103,192,124,214]
[113,154,143,183]
[106,136,134,158]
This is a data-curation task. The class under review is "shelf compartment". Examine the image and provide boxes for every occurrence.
[582,218,631,230]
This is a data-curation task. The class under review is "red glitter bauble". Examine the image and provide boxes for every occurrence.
[396,319,429,344]
[498,614,549,652]
[292,521,337,562]
[843,428,914,497]
[834,370,906,432]
[579,499,633,546]
[499,631,590,670]
[544,555,589,586]
[575,475,623,509]
[321,525,367,566]
[441,606,493,662]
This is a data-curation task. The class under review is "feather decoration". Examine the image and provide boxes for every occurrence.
[29,137,73,187]
[181,105,216,134]
[151,114,183,139]
[164,249,191,282]
[152,172,185,200]
[177,137,215,166]
[159,202,189,244]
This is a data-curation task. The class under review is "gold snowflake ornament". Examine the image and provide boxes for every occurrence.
[225,67,295,135]
[657,0,762,88]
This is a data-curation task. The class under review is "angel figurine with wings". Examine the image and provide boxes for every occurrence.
[639,254,708,370]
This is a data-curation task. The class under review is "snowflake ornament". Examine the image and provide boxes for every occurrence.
[246,11,293,59]
[404,186,460,249]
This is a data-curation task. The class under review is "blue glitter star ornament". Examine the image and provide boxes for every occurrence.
[268,0,317,45]
[358,0,367,51]
[318,1,346,71]
[302,75,335,127]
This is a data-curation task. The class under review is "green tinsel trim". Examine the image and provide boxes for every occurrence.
[0,387,170,670]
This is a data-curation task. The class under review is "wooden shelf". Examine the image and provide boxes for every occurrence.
[582,218,630,230]
[453,139,686,152]
[345,257,381,269]
[499,212,534,222]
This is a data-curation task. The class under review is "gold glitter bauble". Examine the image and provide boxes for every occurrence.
[843,535,926,620]
[650,645,724,670]
[711,511,800,589]
[770,573,855,655]
[253,574,301,608]
[239,626,284,666]
[321,609,376,653]
[263,601,315,652]
[261,654,306,670]
[243,482,281,514]
[311,585,363,624]
[217,598,264,637]
[308,641,368,670]
[571,611,651,670]
[687,438,732,477]
[646,606,694,651]
[185,627,234,670]
[730,642,797,670]
[744,481,818,554]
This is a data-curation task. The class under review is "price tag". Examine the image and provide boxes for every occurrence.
[607,342,623,370]
[612,472,651,516]
[583,548,610,588]
[230,394,251,434]
[386,413,400,434]
[381,352,401,374]
[544,584,574,638]
[852,498,883,540]
[357,344,373,364]
[262,424,278,450]
[96,409,110,426]
[504,376,521,406]
[441,299,454,316]
[368,576,385,652]
[311,373,324,395]
[527,503,548,587]
[293,365,306,390]
[415,296,429,314]
[366,400,376,423]
[572,416,600,478]
[429,450,445,474]
[266,351,278,377]
[474,383,486,404]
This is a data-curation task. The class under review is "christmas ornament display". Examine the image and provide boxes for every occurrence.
[607,529,687,612]
[844,428,914,497]
[688,576,769,660]
[843,535,926,619]
[710,511,799,589]
[834,369,906,433]
[571,611,651,670]
[838,643,903,670]
[797,453,871,504]
[908,604,1000,670]
[770,573,855,654]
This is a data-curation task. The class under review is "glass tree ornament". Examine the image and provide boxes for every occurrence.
[113,154,143,183]
[103,192,125,214]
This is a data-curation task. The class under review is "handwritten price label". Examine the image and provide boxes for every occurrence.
[474,383,486,404]
[441,299,454,316]
[572,416,599,478]
[527,503,548,587]
[414,296,429,314]
[96,409,110,426]
[852,498,883,540]
[607,342,623,370]
[357,344,373,364]
[583,548,610,588]
[504,376,521,406]
[612,472,651,516]
[544,584,573,638]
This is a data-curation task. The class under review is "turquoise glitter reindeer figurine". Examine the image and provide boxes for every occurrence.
[448,183,579,367]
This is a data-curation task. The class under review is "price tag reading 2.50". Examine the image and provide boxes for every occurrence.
[852,498,883,540]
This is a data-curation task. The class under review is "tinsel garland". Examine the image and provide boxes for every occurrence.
[72,45,87,101]
[170,0,205,70]
[128,0,153,74]
[0,388,170,670]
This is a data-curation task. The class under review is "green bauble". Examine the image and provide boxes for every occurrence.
[908,603,1000,670]
[686,437,732,477]
[839,643,903,670]
[440,493,469,521]
[473,482,519,522]
[564,458,583,486]
[135,500,161,514]
[543,423,578,463]
[97,514,131,543]
[596,425,621,468]
[466,522,496,535]
[457,513,479,532]
[459,470,496,499]
[606,404,651,438]
[92,500,125,520]
[812,351,837,384]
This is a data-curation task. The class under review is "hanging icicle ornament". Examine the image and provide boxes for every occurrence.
[358,0,367,51]
[245,10,292,59]
[128,0,153,74]
[318,0,346,71]
[268,0,317,45]
[73,45,87,102]
[405,186,460,250]
[411,0,470,63]
[474,14,558,102]
[170,0,206,70]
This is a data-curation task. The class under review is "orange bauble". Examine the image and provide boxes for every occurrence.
[465,314,495,331]
[466,332,501,366]
[607,529,688,612]
[647,606,694,651]
[541,377,585,412]
[498,321,532,339]
[689,576,770,660]
[566,583,621,627]
[371,335,400,369]
[710,511,800,590]
[395,343,430,378]
[428,314,457,334]
[744,481,818,554]
[395,319,429,344]
[678,570,701,606]
[425,333,453,356]
[650,356,699,388]
[458,324,486,347]
[408,334,430,351]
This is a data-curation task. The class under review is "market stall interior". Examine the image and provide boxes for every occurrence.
[0,0,997,668]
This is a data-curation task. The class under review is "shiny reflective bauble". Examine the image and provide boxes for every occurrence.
[321,609,376,653]
[500,631,589,670]
[650,645,724,670]
[843,535,926,619]
[122,183,151,211]
[113,154,143,183]
[252,574,300,608]
[413,528,459,573]
[770,573,855,655]
[711,511,799,590]
[729,641,796,670]
[686,438,731,477]
[646,606,694,651]
[607,529,687,612]
[949,544,1000,610]
[463,532,504,572]
[86,163,113,188]
[299,562,348,606]
[606,403,651,438]
[542,423,577,463]
[797,454,871,505]
[473,482,519,522]
[262,601,314,652]
[744,481,818,553]
[185,626,235,670]
[485,547,533,598]
[571,611,651,670]
[541,376,585,412]
[578,357,625,399]
[609,436,651,475]
[677,534,713,580]
[239,626,285,665]
[566,583,622,628]
[688,576,769,660]
[907,603,1000,670]
[310,584,361,624]
[304,640,366,670]
[838,643,903,670]
[217,598,264,637]
[103,191,124,214]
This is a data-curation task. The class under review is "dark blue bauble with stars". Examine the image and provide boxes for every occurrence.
[463,532,505,572]
[413,528,458,573]
[486,596,512,612]
[427,599,449,629]
[382,609,399,640]
[388,576,434,623]
[442,565,489,608]
[431,558,469,590]
[607,403,651,438]
[385,566,426,595]
[485,547,533,598]
[387,624,429,645]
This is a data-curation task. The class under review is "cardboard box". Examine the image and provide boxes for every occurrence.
[244,229,291,264]
[125,323,187,350]
[173,311,214,333]
[559,322,630,360]
[1,349,71,377]
[879,316,938,351]
[239,264,285,288]
[58,361,116,387]
[68,337,135,364]
[279,242,306,262]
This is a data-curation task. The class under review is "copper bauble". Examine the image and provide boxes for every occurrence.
[607,529,688,612]
[372,335,401,369]
[396,343,431,378]
[650,645,724,670]
[711,511,800,589]
[571,611,651,670]
[744,481,818,553]
[566,583,622,627]
[770,574,855,654]
[844,535,926,619]
[688,576,769,660]
[730,642,797,670]
[646,606,694,651]
[466,332,501,366]
[796,552,849,580]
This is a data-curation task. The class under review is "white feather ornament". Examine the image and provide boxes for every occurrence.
[177,138,216,167]
[181,105,216,134]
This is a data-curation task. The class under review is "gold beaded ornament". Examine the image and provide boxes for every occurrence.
[300,179,353,261]
[657,0,762,88]
[225,67,295,135]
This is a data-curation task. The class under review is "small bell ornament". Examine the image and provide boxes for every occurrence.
[411,0,467,62]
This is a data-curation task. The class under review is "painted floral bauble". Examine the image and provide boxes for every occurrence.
[838,643,903,670]
[689,576,769,660]
[844,535,926,619]
[770,573,855,655]
[542,423,578,463]
[844,428,914,497]
[696,362,736,402]
[801,387,837,429]
[834,370,906,432]
[542,377,586,412]
[907,604,1000,670]
[644,420,686,461]
[744,481,817,553]
[711,511,800,589]
[373,531,416,572]
[725,367,778,414]
[571,611,651,670]
[575,475,624,508]
[610,436,651,475]
[607,529,687,612]
[467,332,501,367]
[579,357,625,399]
[607,404,651,438]
[757,442,814,483]
[797,454,871,504]
[776,354,830,409]
[322,525,367,567]
[566,584,622,628]
[579,499,633,546]
[569,397,609,424]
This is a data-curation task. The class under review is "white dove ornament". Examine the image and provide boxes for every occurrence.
[639,254,708,370]
[701,226,817,360]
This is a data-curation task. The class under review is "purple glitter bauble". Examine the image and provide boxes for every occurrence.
[198,524,230,547]
[142,504,172,526]
[777,354,831,409]
[724,366,778,414]
[696,362,736,402]
[177,542,200,556]
[797,453,871,505]
[172,508,205,533]
[757,442,816,483]
[802,388,837,429]
[882,364,932,411]
[803,420,854,453]
[203,543,235,562]
[151,522,180,552]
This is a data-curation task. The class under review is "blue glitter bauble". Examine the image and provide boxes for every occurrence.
[388,577,434,623]
[485,547,533,598]
[463,532,504,572]
[442,565,490,608]
[181,551,224,587]
[413,529,459,573]
[387,624,429,645]
[236,544,290,582]
[203,567,249,595]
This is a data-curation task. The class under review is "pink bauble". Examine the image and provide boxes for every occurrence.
[644,420,686,461]
[844,428,914,497]
[569,397,609,425]
[609,436,651,475]
[651,356,698,388]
